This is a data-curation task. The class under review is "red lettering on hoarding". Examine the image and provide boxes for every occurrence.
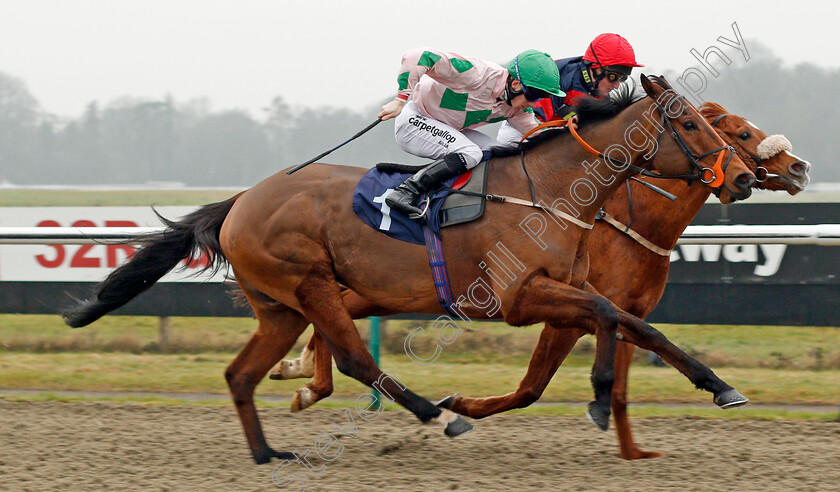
[29,218,211,275]
[105,220,138,267]
[69,220,100,267]
[34,220,65,268]
[183,254,211,269]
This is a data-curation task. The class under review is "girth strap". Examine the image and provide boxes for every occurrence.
[444,188,595,230]
[596,209,672,256]
[422,224,461,317]
[494,195,595,230]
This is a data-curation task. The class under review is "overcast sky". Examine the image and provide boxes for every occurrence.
[1,0,836,120]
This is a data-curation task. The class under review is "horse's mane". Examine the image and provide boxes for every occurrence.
[572,81,641,127]
[490,81,641,158]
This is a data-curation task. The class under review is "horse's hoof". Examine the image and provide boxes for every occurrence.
[254,447,295,465]
[622,448,665,460]
[290,392,303,413]
[445,415,474,438]
[269,360,292,380]
[433,408,474,437]
[714,389,749,409]
[586,401,610,431]
[290,388,316,413]
[436,394,460,409]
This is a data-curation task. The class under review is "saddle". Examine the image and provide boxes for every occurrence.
[374,160,490,229]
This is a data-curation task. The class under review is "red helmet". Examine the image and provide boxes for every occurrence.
[583,33,644,72]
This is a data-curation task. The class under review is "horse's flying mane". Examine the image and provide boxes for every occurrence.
[490,81,641,157]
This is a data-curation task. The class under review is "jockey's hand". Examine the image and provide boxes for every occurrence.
[378,99,406,121]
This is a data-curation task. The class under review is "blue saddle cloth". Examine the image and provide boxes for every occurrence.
[352,168,457,245]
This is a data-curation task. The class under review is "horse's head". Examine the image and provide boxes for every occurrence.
[639,76,756,204]
[700,102,811,195]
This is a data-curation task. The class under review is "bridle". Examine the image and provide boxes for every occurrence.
[504,85,741,232]
[558,89,737,190]
[710,113,778,184]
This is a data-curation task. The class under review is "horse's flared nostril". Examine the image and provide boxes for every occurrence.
[789,161,809,176]
[735,173,756,190]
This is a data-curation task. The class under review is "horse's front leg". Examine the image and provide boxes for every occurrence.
[440,325,584,419]
[578,281,748,408]
[613,307,748,408]
[611,341,665,459]
[501,275,618,431]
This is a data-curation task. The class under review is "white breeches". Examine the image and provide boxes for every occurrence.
[394,101,502,169]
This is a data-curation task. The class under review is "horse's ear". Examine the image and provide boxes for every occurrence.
[654,75,674,90]
[640,74,656,96]
[699,101,727,119]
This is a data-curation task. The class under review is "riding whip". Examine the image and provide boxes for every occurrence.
[286,118,383,175]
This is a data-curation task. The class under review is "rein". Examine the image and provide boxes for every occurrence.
[465,90,738,232]
[566,93,736,188]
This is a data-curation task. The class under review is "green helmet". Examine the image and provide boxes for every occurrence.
[507,50,565,98]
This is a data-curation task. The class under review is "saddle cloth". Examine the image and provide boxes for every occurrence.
[352,161,489,245]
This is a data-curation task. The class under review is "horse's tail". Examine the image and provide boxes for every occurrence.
[63,195,241,328]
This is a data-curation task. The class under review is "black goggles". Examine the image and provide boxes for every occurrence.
[522,86,552,101]
[603,71,629,83]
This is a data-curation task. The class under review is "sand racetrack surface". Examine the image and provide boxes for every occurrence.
[1,401,838,491]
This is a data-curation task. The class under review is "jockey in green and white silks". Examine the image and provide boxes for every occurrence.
[378,48,564,218]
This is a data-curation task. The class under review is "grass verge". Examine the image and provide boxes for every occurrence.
[0,351,837,405]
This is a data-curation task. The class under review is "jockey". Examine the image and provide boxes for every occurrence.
[378,48,564,218]
[498,33,643,145]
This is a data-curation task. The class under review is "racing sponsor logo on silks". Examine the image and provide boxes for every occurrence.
[408,116,457,144]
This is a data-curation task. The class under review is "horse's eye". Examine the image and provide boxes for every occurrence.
[682,121,697,130]
[739,131,751,140]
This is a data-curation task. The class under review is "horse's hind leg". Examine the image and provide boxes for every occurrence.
[294,262,473,436]
[289,331,333,412]
[270,289,386,382]
[272,290,396,412]
[269,332,317,380]
[225,296,309,465]
[441,325,584,419]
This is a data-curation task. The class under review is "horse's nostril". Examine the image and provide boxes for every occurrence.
[735,173,755,189]
[790,161,807,175]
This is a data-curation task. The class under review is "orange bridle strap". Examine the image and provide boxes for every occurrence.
[705,146,726,188]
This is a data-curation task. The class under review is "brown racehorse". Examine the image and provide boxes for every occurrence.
[436,102,812,457]
[274,101,810,459]
[63,76,756,464]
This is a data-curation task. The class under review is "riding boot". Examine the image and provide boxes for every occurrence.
[386,153,469,219]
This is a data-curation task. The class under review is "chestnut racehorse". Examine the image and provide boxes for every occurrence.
[63,76,756,464]
[275,101,810,459]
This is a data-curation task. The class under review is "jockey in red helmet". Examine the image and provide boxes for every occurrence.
[498,33,643,145]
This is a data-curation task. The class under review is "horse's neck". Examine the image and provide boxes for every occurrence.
[516,108,647,223]
[602,177,711,249]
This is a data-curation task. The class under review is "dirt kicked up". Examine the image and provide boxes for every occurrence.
[1,401,838,491]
